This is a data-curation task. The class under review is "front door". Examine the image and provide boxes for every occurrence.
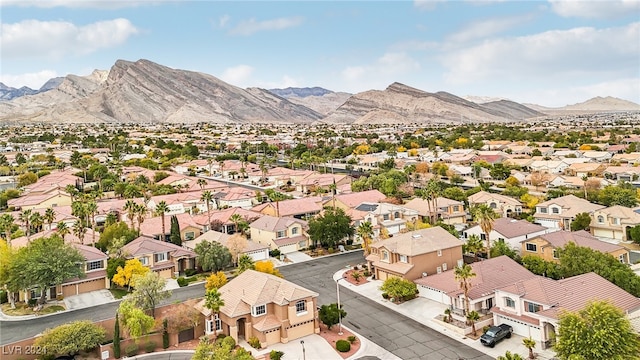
[486,297,493,310]
[237,318,246,339]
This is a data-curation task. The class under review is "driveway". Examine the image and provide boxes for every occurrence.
[64,289,115,310]
[284,251,313,263]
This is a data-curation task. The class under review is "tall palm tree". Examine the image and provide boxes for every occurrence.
[229,213,243,234]
[466,310,480,335]
[463,234,485,262]
[204,288,225,334]
[29,211,43,234]
[154,200,170,241]
[201,191,213,230]
[454,263,476,315]
[581,174,589,200]
[0,214,15,246]
[135,203,147,233]
[357,221,374,257]
[197,178,206,190]
[73,220,87,244]
[124,200,137,229]
[19,209,32,239]
[522,337,536,360]
[44,207,56,230]
[473,204,498,259]
[421,179,442,224]
[86,200,98,246]
[57,221,69,241]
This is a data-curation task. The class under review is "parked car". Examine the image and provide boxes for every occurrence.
[480,324,512,348]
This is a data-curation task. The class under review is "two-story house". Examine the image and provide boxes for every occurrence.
[533,195,605,230]
[521,230,629,264]
[352,202,419,237]
[468,191,523,218]
[250,215,309,254]
[492,272,640,349]
[463,218,553,252]
[121,236,197,278]
[195,269,320,347]
[415,256,537,315]
[326,190,386,212]
[366,227,464,281]
[251,197,323,220]
[403,197,466,225]
[590,205,640,241]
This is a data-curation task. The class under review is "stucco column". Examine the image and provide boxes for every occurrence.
[229,325,238,343]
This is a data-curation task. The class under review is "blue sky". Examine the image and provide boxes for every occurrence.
[1,0,639,107]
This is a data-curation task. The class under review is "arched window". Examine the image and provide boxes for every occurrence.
[597,215,604,223]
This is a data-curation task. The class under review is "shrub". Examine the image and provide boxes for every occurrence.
[145,341,156,353]
[28,298,37,307]
[351,271,362,283]
[269,249,281,258]
[248,336,261,349]
[216,333,227,340]
[346,239,354,246]
[347,335,357,344]
[381,293,389,299]
[177,277,188,287]
[328,247,335,254]
[162,318,169,349]
[184,268,197,277]
[336,339,351,352]
[125,343,139,357]
[0,290,7,304]
[362,270,371,277]
[270,350,284,360]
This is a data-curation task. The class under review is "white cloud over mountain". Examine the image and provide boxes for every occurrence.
[0,70,58,89]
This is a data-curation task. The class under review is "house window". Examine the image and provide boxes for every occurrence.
[539,207,548,214]
[206,314,221,333]
[399,255,407,263]
[552,207,559,214]
[394,212,400,219]
[525,243,537,252]
[437,266,442,274]
[86,260,103,271]
[619,254,626,263]
[291,227,299,235]
[489,203,497,209]
[381,250,389,261]
[453,205,460,212]
[295,300,307,314]
[383,214,390,221]
[437,249,442,257]
[527,302,541,313]
[442,262,447,271]
[154,252,167,262]
[185,232,195,241]
[613,218,620,225]
[597,215,604,223]
[277,230,286,238]
[505,297,515,308]
[552,249,558,259]
[252,304,266,317]
[139,257,149,266]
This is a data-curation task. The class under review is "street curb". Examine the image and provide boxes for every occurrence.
[126,350,195,359]
[277,248,364,268]
[0,297,123,322]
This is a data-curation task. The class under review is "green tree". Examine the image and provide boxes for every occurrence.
[379,277,418,302]
[195,241,232,272]
[204,288,225,331]
[442,187,467,202]
[201,190,214,229]
[307,208,354,248]
[44,207,56,230]
[497,352,524,360]
[521,255,561,279]
[490,239,521,262]
[454,264,476,315]
[0,241,18,308]
[56,221,70,241]
[570,212,592,231]
[128,271,171,318]
[13,236,84,304]
[598,183,638,207]
[463,234,485,261]
[113,312,121,358]
[489,163,511,180]
[170,215,181,245]
[34,320,106,357]
[97,221,138,252]
[357,221,374,257]
[318,303,347,330]
[118,300,155,339]
[155,200,170,241]
[192,336,254,360]
[236,254,255,275]
[629,224,640,244]
[472,204,498,259]
[17,171,38,188]
[466,310,480,336]
[554,300,640,360]
[523,337,536,360]
[124,199,137,229]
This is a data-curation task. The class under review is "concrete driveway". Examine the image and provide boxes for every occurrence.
[64,289,115,310]
[243,334,342,360]
[285,251,313,263]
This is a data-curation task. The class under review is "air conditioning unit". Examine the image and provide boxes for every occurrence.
[422,272,428,277]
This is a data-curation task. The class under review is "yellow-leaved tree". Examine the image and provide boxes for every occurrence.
[204,271,228,291]
[112,259,149,290]
[254,261,283,278]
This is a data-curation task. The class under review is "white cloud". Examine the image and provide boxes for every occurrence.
[446,14,534,43]
[441,22,640,84]
[220,65,254,86]
[340,52,421,91]
[515,78,640,107]
[1,18,139,59]
[0,70,58,89]
[218,14,230,28]
[549,0,640,19]
[229,16,304,36]
[413,0,445,11]
[1,0,160,9]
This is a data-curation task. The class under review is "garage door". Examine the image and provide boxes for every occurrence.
[62,284,77,298]
[279,244,298,254]
[78,278,106,294]
[156,268,174,279]
[496,314,539,338]
[377,270,388,281]
[265,329,281,346]
[418,286,449,304]
[249,250,268,262]
[287,321,314,342]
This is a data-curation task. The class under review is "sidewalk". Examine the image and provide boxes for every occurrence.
[334,269,558,360]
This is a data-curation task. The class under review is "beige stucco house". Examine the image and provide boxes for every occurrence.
[590,205,640,241]
[121,236,197,278]
[533,195,605,230]
[521,230,629,264]
[250,215,309,254]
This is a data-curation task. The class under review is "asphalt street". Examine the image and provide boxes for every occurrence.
[280,251,492,360]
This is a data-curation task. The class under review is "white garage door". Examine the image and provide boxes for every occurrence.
[279,243,298,254]
[496,314,540,340]
[419,286,449,305]
[248,250,268,261]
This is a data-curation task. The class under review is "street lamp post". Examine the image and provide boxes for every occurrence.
[336,277,345,335]
[300,340,305,360]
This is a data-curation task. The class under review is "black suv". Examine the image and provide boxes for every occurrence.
[480,324,512,348]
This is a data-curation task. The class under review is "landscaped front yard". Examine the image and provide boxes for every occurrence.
[1,302,65,316]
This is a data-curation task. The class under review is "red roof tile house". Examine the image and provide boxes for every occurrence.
[251,196,323,220]
[325,190,386,211]
[121,236,197,278]
[492,272,640,349]
[463,218,552,253]
[250,215,309,254]
[522,230,630,264]
[403,197,466,225]
[366,227,464,281]
[415,256,537,316]
[194,270,319,348]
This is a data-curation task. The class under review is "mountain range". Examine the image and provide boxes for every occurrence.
[1,59,638,125]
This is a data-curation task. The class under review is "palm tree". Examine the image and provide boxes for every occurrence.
[357,221,374,257]
[135,203,147,233]
[229,213,243,234]
[44,207,56,230]
[522,337,536,359]
[154,200,170,241]
[466,310,480,335]
[497,352,524,360]
[197,178,206,190]
[581,174,589,200]
[421,179,442,224]
[454,263,476,315]
[86,200,98,246]
[57,221,69,241]
[0,214,15,246]
[71,201,87,225]
[124,200,137,229]
[443,308,453,323]
[19,209,32,239]
[218,160,225,178]
[204,288,225,334]
[201,190,213,230]
[473,204,498,259]
[29,211,43,234]
[73,220,87,244]
[463,234,485,261]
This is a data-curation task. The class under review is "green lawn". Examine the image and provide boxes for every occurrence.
[109,288,129,299]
